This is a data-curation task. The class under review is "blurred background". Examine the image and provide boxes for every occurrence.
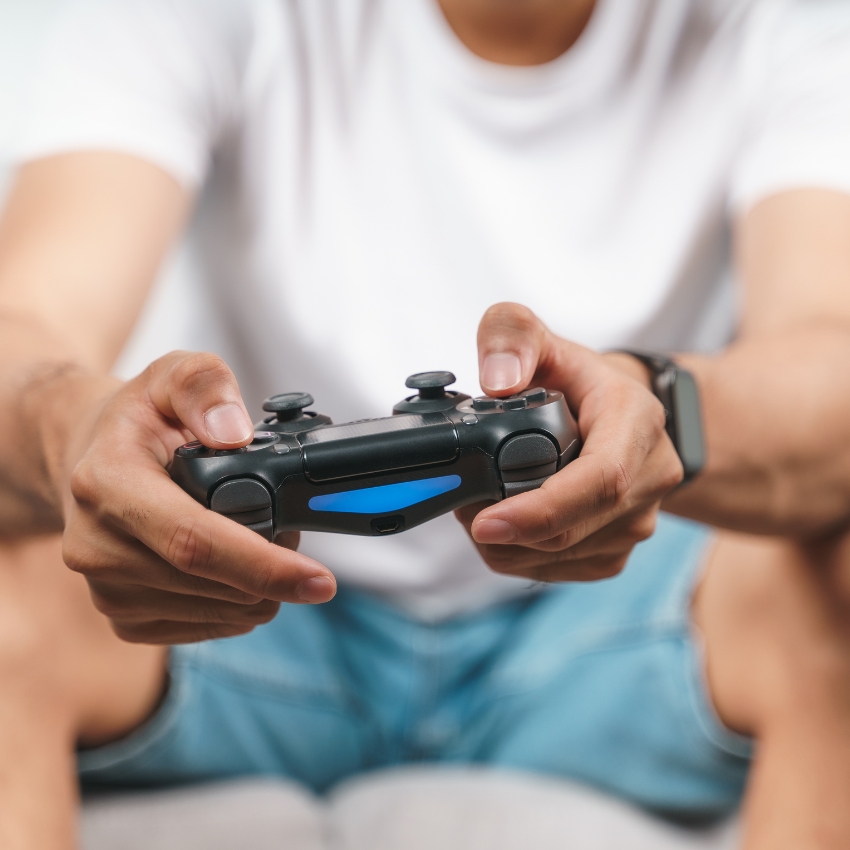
[0,0,213,381]
[0,0,61,194]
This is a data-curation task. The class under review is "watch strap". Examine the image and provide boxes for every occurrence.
[612,348,706,483]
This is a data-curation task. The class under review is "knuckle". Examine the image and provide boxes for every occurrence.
[62,526,125,579]
[69,460,100,508]
[246,601,280,625]
[61,537,89,575]
[61,534,104,577]
[590,555,629,580]
[70,460,129,528]
[191,598,242,626]
[256,566,276,600]
[171,352,233,398]
[532,530,576,553]
[538,500,564,541]
[0,603,48,680]
[632,389,667,433]
[480,545,523,574]
[199,623,252,642]
[484,301,538,332]
[628,512,658,545]
[598,459,633,510]
[88,584,135,620]
[160,516,215,577]
[110,620,153,644]
[193,604,225,625]
[663,454,686,491]
[172,569,211,597]
[88,587,118,617]
[649,396,667,435]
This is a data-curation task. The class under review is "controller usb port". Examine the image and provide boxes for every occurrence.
[371,515,405,535]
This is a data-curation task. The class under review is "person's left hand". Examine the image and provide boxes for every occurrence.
[454,303,685,582]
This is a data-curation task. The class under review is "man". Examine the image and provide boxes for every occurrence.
[1,0,850,847]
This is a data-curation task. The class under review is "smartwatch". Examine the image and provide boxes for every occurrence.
[614,349,706,483]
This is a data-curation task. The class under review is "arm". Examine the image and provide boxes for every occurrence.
[0,153,335,643]
[0,152,187,533]
[668,189,850,536]
[459,188,850,580]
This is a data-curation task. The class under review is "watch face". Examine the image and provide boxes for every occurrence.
[670,370,705,479]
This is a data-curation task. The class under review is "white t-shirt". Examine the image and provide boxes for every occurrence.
[13,0,850,618]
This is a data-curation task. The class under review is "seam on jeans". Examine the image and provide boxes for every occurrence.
[488,616,688,695]
[488,518,715,695]
[186,657,359,711]
[680,527,753,762]
[77,650,188,776]
[685,631,754,762]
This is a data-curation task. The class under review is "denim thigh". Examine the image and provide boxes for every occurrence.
[78,514,750,817]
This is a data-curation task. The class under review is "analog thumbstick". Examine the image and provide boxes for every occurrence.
[262,392,314,423]
[405,371,456,401]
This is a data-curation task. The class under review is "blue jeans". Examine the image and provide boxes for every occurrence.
[78,514,751,819]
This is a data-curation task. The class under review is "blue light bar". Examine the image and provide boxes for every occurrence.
[308,474,462,514]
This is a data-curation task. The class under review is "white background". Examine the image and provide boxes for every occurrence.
[0,0,64,191]
[0,0,202,379]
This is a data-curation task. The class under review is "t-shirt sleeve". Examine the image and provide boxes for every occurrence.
[729,0,850,213]
[10,0,248,189]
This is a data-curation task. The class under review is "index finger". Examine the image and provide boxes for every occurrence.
[471,384,665,546]
[109,463,336,603]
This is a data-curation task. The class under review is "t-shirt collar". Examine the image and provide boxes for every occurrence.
[400,0,638,106]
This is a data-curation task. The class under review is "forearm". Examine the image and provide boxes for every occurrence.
[666,323,850,537]
[0,313,118,537]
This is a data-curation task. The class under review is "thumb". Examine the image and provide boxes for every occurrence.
[144,351,254,449]
[478,303,549,396]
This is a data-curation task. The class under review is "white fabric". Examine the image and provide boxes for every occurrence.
[81,779,324,850]
[13,0,850,618]
[80,770,741,850]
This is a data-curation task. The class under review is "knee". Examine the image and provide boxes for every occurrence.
[0,545,73,708]
[698,533,850,733]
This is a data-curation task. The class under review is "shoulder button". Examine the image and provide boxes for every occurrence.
[210,478,272,514]
[498,434,559,485]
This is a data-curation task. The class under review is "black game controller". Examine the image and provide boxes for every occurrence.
[169,372,581,540]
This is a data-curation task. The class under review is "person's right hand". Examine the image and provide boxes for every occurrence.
[59,351,337,644]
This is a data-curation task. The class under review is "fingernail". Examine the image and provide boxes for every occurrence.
[481,353,522,392]
[297,575,336,604]
[204,403,253,444]
[473,518,516,544]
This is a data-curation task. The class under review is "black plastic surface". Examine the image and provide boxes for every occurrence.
[393,390,470,414]
[504,476,551,497]
[300,414,458,481]
[405,371,456,393]
[259,411,332,433]
[169,373,582,538]
[371,515,406,535]
[498,434,559,471]
[245,519,274,540]
[263,392,314,412]
[668,369,705,480]
[523,388,548,404]
[263,393,315,423]
[210,479,272,514]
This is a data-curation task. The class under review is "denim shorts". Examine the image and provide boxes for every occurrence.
[78,513,751,819]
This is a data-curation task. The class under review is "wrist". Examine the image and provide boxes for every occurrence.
[609,349,706,484]
[602,351,654,391]
[26,363,122,520]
